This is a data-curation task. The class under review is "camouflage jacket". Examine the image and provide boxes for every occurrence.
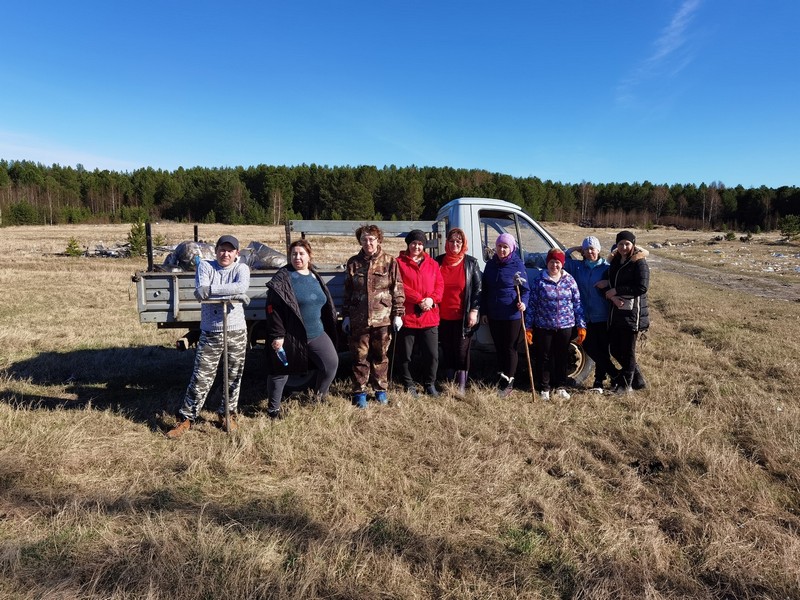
[342,248,405,331]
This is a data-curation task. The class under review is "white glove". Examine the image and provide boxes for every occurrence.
[342,317,351,334]
[393,316,403,331]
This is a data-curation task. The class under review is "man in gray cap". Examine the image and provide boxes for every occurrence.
[167,234,251,437]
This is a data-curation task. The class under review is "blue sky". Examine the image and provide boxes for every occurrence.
[1,0,798,188]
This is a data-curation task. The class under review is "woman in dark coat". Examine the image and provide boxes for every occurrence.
[480,233,530,397]
[435,227,482,396]
[600,230,650,393]
[265,239,338,418]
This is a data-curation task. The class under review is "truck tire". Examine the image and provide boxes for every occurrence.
[567,344,594,386]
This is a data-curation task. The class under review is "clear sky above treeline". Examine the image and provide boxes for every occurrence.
[1,0,798,189]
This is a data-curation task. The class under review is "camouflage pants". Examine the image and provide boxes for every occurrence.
[349,326,391,392]
[178,329,247,421]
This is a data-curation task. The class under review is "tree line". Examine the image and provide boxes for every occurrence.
[1,159,797,232]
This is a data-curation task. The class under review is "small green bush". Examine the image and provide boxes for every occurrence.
[64,237,83,257]
[779,215,800,239]
[127,221,147,257]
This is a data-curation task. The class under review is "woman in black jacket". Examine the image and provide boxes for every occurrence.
[265,239,338,418]
[435,228,482,396]
[601,230,650,393]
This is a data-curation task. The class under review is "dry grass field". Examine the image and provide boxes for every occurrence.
[1,221,799,599]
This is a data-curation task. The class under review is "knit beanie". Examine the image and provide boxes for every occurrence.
[582,236,601,251]
[495,233,517,253]
[616,230,636,244]
[405,229,427,246]
[546,248,566,265]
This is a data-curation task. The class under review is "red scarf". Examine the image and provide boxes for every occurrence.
[442,228,468,266]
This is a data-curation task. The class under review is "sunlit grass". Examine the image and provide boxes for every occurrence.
[0,223,799,599]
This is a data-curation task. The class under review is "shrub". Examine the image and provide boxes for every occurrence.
[127,221,147,257]
[779,215,800,240]
[8,200,40,225]
[60,206,92,224]
[64,237,83,257]
[724,231,736,241]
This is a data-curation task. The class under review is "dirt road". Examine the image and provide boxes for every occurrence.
[647,254,800,303]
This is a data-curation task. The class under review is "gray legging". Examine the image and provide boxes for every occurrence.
[267,332,338,413]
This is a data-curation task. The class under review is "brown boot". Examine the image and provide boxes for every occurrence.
[218,413,238,433]
[165,418,192,439]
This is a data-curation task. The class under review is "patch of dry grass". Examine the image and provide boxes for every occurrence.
[1,223,799,599]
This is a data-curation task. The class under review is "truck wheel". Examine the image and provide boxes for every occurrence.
[248,320,267,349]
[567,344,594,386]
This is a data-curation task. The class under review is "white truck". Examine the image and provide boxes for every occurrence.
[132,197,593,384]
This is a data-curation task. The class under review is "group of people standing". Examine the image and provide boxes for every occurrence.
[166,225,650,438]
[340,226,479,406]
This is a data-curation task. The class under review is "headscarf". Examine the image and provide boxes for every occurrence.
[442,227,468,266]
[495,233,517,263]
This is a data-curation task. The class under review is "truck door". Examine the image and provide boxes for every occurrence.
[476,209,557,273]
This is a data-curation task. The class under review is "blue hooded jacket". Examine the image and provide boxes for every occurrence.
[564,254,610,324]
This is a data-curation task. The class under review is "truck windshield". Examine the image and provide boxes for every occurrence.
[478,210,555,269]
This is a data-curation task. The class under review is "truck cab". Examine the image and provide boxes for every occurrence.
[435,198,574,356]
[436,197,563,275]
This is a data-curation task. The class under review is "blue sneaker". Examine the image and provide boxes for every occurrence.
[424,385,440,397]
[352,392,368,409]
[375,390,388,404]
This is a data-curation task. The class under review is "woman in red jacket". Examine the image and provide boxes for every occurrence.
[396,229,445,396]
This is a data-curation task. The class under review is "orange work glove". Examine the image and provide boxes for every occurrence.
[576,327,587,345]
[525,329,533,346]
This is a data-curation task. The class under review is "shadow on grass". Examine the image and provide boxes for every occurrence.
[1,343,508,429]
[0,345,273,427]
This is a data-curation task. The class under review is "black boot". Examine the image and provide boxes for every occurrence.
[632,366,647,390]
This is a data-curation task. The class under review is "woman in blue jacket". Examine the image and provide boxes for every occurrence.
[481,233,529,397]
[526,248,585,401]
[564,236,619,393]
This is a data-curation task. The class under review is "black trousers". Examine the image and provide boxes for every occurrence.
[533,327,572,391]
[609,325,639,387]
[438,319,472,372]
[397,326,439,388]
[584,321,619,384]
[488,318,525,379]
